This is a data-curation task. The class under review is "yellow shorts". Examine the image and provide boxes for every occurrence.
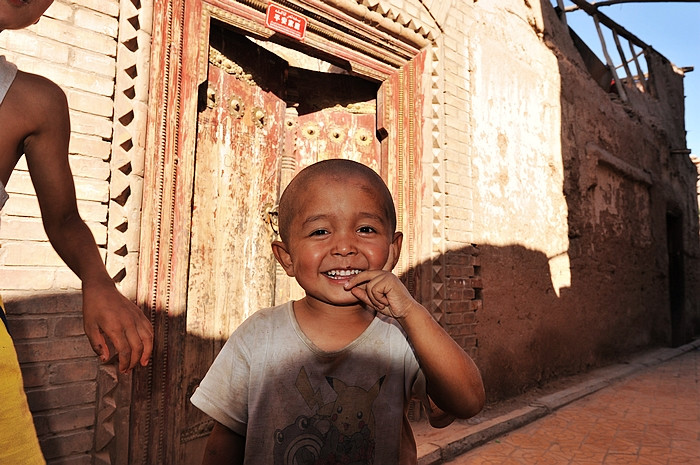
[0,296,46,464]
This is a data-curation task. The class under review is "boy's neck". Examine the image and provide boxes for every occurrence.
[293,298,376,352]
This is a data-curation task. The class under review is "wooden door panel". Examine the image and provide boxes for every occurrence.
[295,110,380,171]
[288,67,381,174]
[180,33,286,462]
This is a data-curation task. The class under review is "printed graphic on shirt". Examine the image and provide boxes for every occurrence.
[273,366,385,465]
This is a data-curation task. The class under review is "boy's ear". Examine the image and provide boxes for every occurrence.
[271,240,295,277]
[386,232,403,271]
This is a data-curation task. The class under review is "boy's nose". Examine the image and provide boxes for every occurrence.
[333,246,356,256]
[331,234,357,256]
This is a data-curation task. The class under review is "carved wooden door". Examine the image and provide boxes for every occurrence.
[178,31,287,463]
[177,29,382,463]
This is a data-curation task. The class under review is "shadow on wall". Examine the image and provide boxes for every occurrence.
[3,291,99,461]
[455,0,700,402]
[471,243,669,401]
[0,239,691,461]
[398,240,671,403]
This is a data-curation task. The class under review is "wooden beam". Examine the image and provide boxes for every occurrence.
[628,41,648,93]
[593,14,628,101]
[612,29,635,90]
[565,0,652,51]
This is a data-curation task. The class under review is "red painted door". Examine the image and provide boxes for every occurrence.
[178,30,287,463]
[178,28,382,463]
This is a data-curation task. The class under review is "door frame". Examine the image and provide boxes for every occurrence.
[130,1,431,462]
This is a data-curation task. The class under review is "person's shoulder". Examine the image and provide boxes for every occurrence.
[236,301,293,331]
[12,70,67,112]
[7,71,69,137]
[226,301,293,348]
[250,301,291,318]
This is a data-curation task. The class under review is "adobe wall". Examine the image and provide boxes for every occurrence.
[452,1,699,400]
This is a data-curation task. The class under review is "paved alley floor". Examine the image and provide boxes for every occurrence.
[443,346,699,465]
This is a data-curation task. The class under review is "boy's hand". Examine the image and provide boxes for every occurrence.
[344,247,418,319]
[82,282,154,373]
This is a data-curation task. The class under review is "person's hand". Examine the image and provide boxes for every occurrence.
[344,247,418,319]
[82,282,153,373]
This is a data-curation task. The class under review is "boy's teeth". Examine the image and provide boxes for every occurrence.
[326,269,360,277]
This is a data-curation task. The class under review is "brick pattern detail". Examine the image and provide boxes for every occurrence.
[358,0,439,40]
[106,0,151,302]
[437,6,481,358]
[427,37,447,327]
[401,0,481,420]
[95,0,154,463]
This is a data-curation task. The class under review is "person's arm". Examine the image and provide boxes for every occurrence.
[18,71,153,372]
[391,297,485,419]
[202,422,245,465]
[346,237,485,419]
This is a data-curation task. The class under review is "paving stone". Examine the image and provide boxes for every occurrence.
[416,341,700,465]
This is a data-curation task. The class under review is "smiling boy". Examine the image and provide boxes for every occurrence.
[191,159,485,465]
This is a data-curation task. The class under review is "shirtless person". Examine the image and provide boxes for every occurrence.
[1,1,153,462]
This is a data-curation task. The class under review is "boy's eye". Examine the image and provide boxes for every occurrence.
[309,229,329,236]
[357,226,376,234]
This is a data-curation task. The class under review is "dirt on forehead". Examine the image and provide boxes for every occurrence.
[278,168,396,242]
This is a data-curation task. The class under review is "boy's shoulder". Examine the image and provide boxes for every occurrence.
[234,301,293,332]
[12,70,67,109]
[0,69,68,143]
[251,300,292,318]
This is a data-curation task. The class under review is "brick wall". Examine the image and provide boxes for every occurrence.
[0,1,120,462]
[434,4,482,358]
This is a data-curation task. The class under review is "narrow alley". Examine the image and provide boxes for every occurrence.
[417,343,700,465]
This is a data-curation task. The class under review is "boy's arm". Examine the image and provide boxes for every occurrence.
[346,244,485,419]
[202,422,245,465]
[395,299,485,419]
[19,72,153,372]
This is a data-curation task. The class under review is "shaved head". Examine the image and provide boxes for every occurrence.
[277,159,396,243]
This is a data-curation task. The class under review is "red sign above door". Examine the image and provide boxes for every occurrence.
[265,3,307,41]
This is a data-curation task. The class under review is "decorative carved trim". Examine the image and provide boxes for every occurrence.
[428,36,446,325]
[406,55,417,294]
[98,0,155,463]
[209,46,258,85]
[397,67,405,235]
[201,0,423,80]
[302,0,438,44]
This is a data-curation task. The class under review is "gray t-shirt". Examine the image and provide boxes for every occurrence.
[191,301,426,465]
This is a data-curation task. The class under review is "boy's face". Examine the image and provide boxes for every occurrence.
[0,0,53,32]
[273,174,401,308]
